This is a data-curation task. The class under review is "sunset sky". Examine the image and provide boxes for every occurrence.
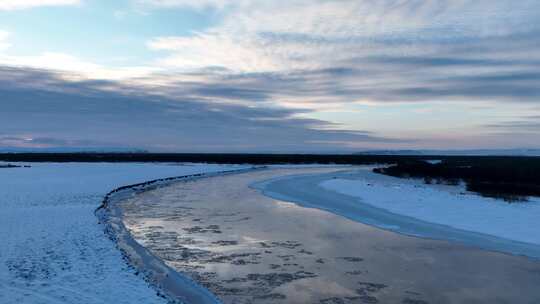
[1,0,539,152]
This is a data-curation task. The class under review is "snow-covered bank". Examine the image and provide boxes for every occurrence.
[320,171,540,246]
[0,163,242,304]
[97,167,259,304]
[255,167,540,258]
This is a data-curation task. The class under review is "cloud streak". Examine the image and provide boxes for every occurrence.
[0,67,403,152]
[143,0,540,107]
[0,0,79,10]
[484,116,540,133]
[146,0,540,70]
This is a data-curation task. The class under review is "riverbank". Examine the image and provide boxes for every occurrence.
[255,167,540,259]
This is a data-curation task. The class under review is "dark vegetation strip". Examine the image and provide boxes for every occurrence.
[3,152,539,201]
[0,152,539,165]
[374,159,540,202]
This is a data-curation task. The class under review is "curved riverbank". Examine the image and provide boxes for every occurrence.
[95,167,257,304]
[253,168,540,259]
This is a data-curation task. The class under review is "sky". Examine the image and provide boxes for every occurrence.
[1,0,539,152]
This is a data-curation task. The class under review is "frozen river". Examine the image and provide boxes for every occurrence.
[117,167,540,304]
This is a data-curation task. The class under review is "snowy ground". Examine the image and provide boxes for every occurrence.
[320,168,540,246]
[0,162,243,304]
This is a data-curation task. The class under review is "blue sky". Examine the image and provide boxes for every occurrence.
[1,0,539,152]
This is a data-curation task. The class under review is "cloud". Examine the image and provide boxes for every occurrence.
[0,135,82,147]
[0,28,156,80]
[0,66,403,152]
[142,0,540,107]
[2,1,540,150]
[0,50,159,80]
[148,33,280,72]
[145,0,540,71]
[137,0,232,10]
[484,116,540,132]
[140,42,540,108]
[0,0,80,10]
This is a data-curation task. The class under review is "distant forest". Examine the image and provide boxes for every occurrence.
[374,158,540,202]
[2,152,539,202]
[1,152,538,165]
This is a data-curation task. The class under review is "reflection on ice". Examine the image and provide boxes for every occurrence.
[120,167,540,304]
